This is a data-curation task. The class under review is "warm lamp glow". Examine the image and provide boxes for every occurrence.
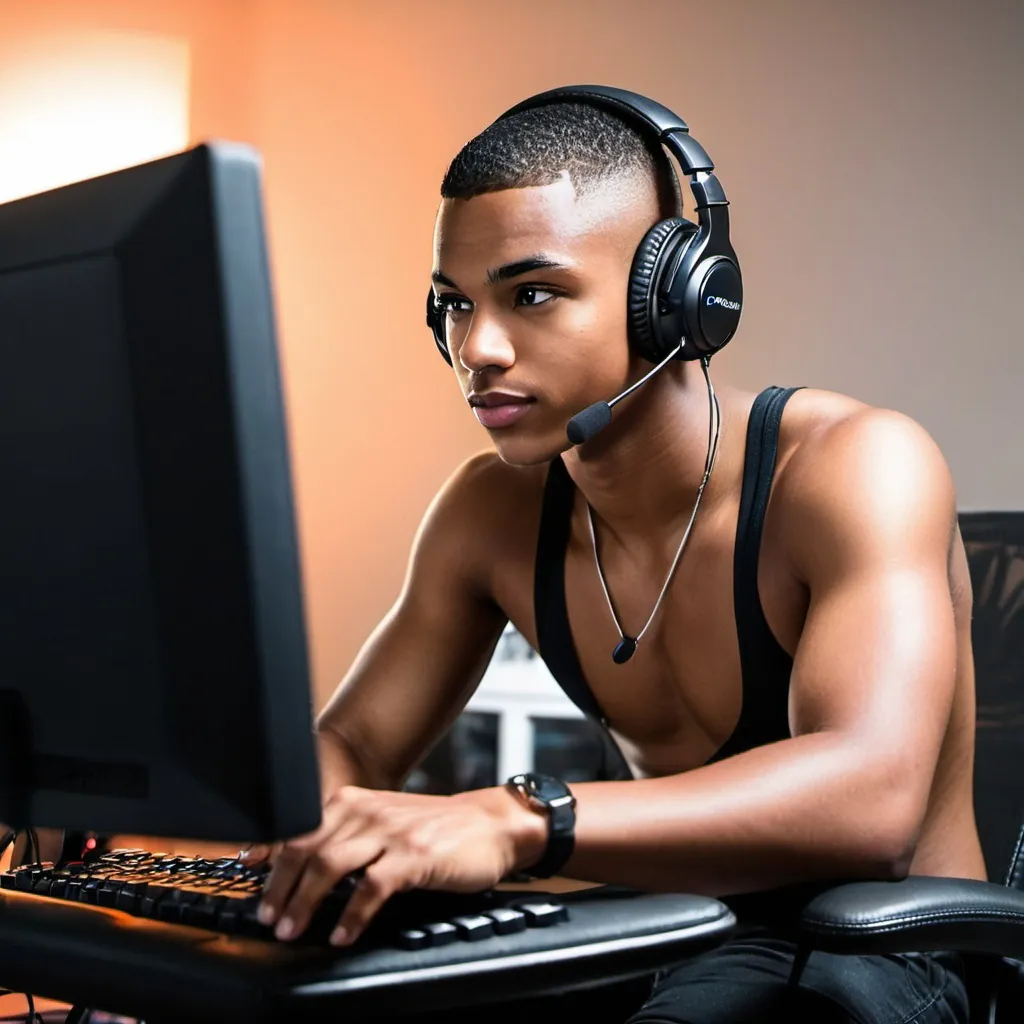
[0,29,190,204]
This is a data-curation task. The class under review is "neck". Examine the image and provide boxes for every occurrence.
[560,359,740,545]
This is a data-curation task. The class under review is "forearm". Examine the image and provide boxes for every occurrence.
[557,733,919,896]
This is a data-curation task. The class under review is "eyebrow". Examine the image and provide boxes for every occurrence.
[431,256,570,291]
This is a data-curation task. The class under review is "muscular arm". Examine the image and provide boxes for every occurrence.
[553,410,960,895]
[315,453,509,793]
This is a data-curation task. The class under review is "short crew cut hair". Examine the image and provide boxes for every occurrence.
[440,101,680,212]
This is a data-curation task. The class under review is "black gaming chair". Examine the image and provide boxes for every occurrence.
[797,512,1024,1023]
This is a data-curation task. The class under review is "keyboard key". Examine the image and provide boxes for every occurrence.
[237,899,274,939]
[97,884,122,908]
[16,870,39,892]
[397,928,430,950]
[80,880,102,904]
[116,890,141,913]
[157,900,185,924]
[137,896,156,917]
[484,907,528,934]
[451,915,495,941]
[183,901,220,928]
[516,902,569,927]
[422,922,458,946]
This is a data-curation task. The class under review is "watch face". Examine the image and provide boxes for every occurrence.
[525,774,574,807]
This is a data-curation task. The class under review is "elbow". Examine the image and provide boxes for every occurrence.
[846,792,922,881]
[882,816,919,879]
[843,829,915,883]
[868,839,915,882]
[824,740,931,881]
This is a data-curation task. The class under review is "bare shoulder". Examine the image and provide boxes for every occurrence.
[772,388,958,579]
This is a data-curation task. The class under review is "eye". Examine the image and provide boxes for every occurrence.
[436,293,472,317]
[515,286,557,308]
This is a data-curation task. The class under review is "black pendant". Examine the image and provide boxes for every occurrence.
[612,637,637,664]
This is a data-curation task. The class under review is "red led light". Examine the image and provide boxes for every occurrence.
[85,838,97,850]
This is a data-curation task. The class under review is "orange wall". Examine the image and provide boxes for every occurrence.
[3,0,1022,711]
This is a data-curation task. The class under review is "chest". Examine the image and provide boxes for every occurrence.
[492,496,807,776]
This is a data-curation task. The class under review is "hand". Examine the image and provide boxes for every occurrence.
[246,785,547,946]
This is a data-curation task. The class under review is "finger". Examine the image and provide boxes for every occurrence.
[258,844,309,926]
[274,838,380,942]
[330,856,418,947]
[238,842,276,865]
[258,799,352,925]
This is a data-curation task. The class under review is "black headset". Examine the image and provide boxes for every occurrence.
[426,84,742,369]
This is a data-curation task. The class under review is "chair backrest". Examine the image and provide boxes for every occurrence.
[959,512,1024,883]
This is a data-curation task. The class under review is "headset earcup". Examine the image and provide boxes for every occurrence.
[426,289,453,365]
[627,217,697,362]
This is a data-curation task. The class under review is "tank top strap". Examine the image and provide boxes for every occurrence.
[709,385,804,763]
[534,458,608,722]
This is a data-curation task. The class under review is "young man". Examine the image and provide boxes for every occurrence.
[250,89,984,1022]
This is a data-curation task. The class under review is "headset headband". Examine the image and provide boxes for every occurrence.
[428,85,743,367]
[496,85,729,210]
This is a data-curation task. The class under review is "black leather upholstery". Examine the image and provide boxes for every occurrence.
[1006,825,1024,891]
[800,878,1024,957]
[967,513,1024,882]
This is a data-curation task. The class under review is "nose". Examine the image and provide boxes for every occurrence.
[454,309,515,373]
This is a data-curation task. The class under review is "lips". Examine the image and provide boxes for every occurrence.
[468,392,536,429]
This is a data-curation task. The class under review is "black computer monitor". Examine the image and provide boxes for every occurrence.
[0,144,321,844]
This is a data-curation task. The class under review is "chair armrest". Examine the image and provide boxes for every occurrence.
[799,877,1024,959]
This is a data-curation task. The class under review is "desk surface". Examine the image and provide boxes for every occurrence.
[0,885,735,1023]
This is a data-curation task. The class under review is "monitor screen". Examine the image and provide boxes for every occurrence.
[0,144,321,844]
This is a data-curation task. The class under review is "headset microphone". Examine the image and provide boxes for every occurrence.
[566,342,683,446]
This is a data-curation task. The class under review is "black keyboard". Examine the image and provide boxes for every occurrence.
[0,860,735,1022]
[0,847,570,950]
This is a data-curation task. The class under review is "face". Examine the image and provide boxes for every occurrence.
[431,171,660,466]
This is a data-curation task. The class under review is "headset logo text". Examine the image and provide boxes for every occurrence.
[706,296,741,311]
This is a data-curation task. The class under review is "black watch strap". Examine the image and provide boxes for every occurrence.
[506,773,576,879]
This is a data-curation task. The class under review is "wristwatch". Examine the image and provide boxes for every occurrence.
[505,772,576,879]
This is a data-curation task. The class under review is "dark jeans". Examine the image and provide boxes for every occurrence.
[395,926,969,1024]
[624,926,969,1023]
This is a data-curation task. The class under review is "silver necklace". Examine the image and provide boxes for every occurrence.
[587,358,721,664]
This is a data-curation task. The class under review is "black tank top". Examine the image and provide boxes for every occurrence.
[532,384,855,924]
[533,385,804,765]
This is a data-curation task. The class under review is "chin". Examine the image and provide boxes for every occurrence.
[488,427,569,468]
